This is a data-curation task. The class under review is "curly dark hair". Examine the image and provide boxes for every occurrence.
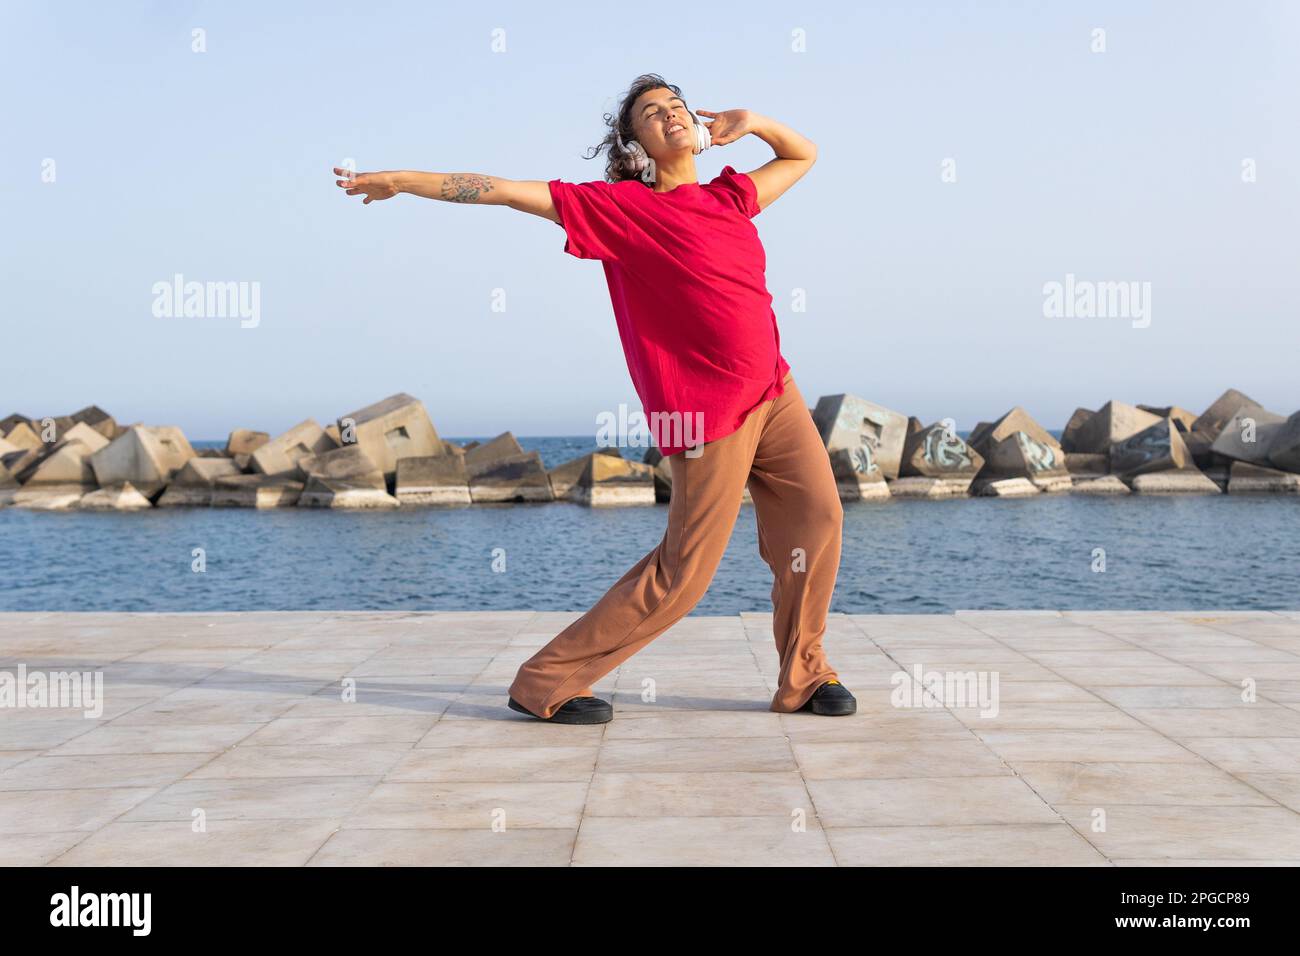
[584,73,693,184]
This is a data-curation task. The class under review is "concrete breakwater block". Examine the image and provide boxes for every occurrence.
[809,393,909,502]
[156,458,242,507]
[8,484,90,509]
[296,445,398,509]
[641,448,673,503]
[887,476,971,498]
[1070,475,1131,495]
[337,392,441,480]
[1110,418,1188,477]
[212,475,304,508]
[972,477,1040,497]
[225,428,270,457]
[899,419,984,480]
[970,407,1071,491]
[970,406,1062,457]
[1210,405,1287,466]
[1065,452,1108,477]
[1192,388,1261,438]
[1062,400,1162,454]
[548,447,621,500]
[1,420,42,450]
[68,404,118,440]
[1,448,42,482]
[1227,462,1300,494]
[1180,430,1221,469]
[251,420,337,478]
[575,457,657,506]
[1137,403,1198,432]
[299,476,399,508]
[0,413,32,435]
[90,425,195,498]
[395,453,471,506]
[812,393,909,480]
[1060,406,1092,449]
[1130,469,1222,494]
[828,447,891,500]
[1029,472,1074,492]
[989,432,1071,491]
[79,482,153,510]
[549,449,655,506]
[465,433,553,503]
[17,423,108,488]
[1267,412,1300,473]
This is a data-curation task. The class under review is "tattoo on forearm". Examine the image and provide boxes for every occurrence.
[440,174,494,202]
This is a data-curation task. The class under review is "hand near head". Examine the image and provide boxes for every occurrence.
[695,109,755,147]
[333,167,399,204]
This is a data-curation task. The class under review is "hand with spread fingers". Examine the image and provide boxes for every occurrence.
[333,167,400,204]
[695,109,756,147]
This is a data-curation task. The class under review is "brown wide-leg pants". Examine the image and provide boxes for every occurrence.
[508,370,844,718]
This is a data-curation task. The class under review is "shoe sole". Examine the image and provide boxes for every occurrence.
[508,696,613,725]
[806,701,856,716]
[797,694,857,716]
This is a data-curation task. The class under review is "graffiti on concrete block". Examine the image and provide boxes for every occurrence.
[849,443,878,475]
[1015,432,1059,472]
[1111,426,1170,470]
[831,406,885,475]
[923,426,973,471]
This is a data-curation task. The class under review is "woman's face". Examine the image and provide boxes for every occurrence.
[629,87,696,159]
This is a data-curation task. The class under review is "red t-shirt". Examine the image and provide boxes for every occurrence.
[548,165,791,458]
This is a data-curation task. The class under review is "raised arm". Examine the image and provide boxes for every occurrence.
[332,168,559,223]
[696,110,817,212]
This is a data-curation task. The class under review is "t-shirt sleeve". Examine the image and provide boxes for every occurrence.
[708,164,762,219]
[547,179,630,261]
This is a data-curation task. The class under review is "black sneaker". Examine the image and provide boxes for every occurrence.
[508,695,613,724]
[797,679,856,716]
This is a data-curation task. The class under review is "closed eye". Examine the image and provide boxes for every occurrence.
[643,100,685,118]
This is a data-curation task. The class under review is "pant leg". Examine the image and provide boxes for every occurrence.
[745,372,844,712]
[508,398,772,718]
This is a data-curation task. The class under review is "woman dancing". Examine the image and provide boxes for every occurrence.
[334,73,854,724]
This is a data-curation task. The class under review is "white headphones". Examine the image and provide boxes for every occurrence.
[617,109,711,184]
[687,110,712,153]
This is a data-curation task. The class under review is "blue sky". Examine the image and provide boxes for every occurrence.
[3,0,1297,440]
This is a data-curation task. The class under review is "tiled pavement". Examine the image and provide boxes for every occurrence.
[1,609,1299,866]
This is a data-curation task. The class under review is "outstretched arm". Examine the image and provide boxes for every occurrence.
[696,111,817,212]
[333,168,559,223]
